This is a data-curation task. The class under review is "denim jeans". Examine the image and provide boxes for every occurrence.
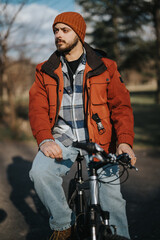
[29,139,130,238]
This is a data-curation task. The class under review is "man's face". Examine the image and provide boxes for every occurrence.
[53,23,79,53]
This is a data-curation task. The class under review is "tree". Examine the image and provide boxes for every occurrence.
[0,0,48,131]
[77,0,160,103]
[77,0,145,65]
[150,0,160,103]
[0,0,28,129]
[122,0,160,103]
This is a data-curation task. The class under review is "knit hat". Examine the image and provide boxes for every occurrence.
[53,12,86,43]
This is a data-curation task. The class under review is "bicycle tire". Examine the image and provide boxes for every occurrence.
[99,235,130,240]
[68,181,130,240]
[98,226,130,240]
[68,179,90,240]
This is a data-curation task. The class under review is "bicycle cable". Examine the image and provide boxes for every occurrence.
[73,162,130,185]
[97,163,129,185]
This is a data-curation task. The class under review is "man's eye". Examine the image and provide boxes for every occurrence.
[54,29,58,34]
[63,29,69,33]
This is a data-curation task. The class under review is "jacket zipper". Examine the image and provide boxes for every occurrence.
[84,72,93,142]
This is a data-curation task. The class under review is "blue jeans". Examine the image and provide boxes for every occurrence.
[29,139,130,238]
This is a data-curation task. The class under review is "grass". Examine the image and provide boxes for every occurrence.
[0,122,34,142]
[130,91,160,149]
[0,99,33,141]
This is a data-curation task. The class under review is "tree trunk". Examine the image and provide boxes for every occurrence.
[0,62,3,102]
[153,1,160,104]
[0,69,3,105]
[112,0,120,65]
[0,55,5,117]
[7,83,16,130]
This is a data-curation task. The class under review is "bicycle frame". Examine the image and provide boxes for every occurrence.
[74,153,115,240]
[69,141,137,240]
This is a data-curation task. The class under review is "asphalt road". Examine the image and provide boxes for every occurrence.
[0,141,160,240]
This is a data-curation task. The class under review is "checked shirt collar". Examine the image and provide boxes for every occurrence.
[60,48,86,87]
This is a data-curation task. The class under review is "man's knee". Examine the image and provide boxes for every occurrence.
[29,151,53,182]
[29,163,45,183]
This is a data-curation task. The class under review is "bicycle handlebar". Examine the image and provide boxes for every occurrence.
[73,142,101,154]
[73,141,138,171]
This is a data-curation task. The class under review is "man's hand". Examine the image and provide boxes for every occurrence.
[40,141,63,160]
[116,143,136,166]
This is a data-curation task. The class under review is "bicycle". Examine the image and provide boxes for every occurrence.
[68,142,138,240]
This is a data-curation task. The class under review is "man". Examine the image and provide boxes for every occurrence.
[29,12,136,240]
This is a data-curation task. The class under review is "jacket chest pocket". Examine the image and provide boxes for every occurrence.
[90,77,110,105]
[44,81,57,123]
[44,77,57,106]
[91,104,112,145]
[88,76,112,146]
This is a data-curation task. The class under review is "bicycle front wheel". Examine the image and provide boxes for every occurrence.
[99,235,130,240]
[98,226,130,240]
[68,179,90,239]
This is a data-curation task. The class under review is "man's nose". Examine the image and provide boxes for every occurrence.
[55,30,62,38]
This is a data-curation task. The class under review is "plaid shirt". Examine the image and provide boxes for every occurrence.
[52,51,89,147]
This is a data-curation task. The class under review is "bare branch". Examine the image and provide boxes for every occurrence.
[3,0,28,41]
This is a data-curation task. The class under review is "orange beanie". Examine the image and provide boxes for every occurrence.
[53,12,86,43]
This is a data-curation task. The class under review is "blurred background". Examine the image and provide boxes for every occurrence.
[0,1,160,240]
[0,0,160,147]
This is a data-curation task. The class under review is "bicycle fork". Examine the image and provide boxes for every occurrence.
[89,169,114,240]
[77,155,84,210]
[89,175,99,240]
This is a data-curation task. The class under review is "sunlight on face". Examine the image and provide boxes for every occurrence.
[53,23,79,53]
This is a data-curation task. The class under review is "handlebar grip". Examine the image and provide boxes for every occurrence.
[72,142,98,154]
[116,153,131,163]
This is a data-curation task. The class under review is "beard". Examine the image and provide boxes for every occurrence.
[55,36,79,53]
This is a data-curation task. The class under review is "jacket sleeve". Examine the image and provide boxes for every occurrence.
[29,64,54,146]
[107,61,134,147]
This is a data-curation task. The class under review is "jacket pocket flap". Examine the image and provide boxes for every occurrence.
[44,75,57,85]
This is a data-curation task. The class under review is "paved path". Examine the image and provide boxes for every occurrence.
[0,141,160,240]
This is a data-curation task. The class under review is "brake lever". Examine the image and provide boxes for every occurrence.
[117,153,138,172]
[128,163,138,172]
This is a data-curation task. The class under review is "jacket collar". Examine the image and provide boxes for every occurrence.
[41,42,107,78]
[84,42,107,76]
[41,50,61,79]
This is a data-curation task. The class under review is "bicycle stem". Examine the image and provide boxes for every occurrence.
[89,175,99,205]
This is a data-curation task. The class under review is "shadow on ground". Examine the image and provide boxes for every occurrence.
[122,149,160,240]
[0,209,7,223]
[5,149,160,240]
[7,156,51,240]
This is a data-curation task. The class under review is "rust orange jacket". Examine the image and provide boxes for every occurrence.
[29,43,134,153]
